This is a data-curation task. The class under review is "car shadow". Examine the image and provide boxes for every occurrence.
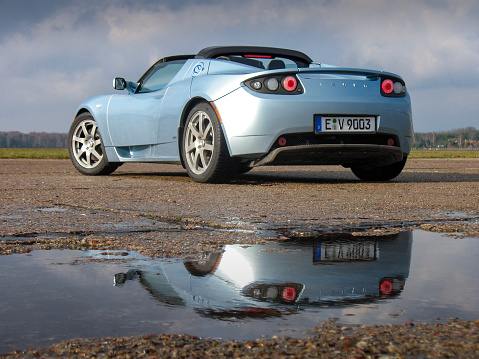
[112,165,479,184]
[235,170,479,184]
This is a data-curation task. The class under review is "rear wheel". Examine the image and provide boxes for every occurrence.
[182,103,234,183]
[184,252,222,276]
[68,113,120,175]
[351,156,407,181]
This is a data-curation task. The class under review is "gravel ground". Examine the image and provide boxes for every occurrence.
[3,319,478,358]
[1,158,479,357]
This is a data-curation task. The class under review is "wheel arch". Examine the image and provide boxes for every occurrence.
[74,103,113,147]
[75,108,91,118]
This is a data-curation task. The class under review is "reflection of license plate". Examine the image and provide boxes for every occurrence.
[314,241,377,262]
[315,116,376,132]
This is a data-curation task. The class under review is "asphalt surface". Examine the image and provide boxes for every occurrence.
[1,158,478,245]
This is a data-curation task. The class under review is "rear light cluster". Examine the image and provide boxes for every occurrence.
[243,283,303,303]
[245,75,303,95]
[381,77,406,97]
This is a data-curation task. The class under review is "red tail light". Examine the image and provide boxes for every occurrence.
[282,286,297,302]
[282,76,297,92]
[381,79,394,94]
[380,280,393,295]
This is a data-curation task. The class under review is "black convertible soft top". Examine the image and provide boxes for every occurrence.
[196,46,313,65]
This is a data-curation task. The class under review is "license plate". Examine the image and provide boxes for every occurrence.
[314,241,377,262]
[315,116,376,133]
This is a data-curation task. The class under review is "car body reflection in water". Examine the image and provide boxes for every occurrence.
[114,231,412,319]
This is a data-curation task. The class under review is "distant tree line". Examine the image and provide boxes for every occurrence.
[413,127,479,149]
[1,127,478,149]
[0,131,67,148]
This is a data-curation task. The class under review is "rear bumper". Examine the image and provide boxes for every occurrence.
[250,144,403,167]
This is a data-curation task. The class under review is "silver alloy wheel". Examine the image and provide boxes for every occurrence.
[71,119,104,169]
[184,110,215,175]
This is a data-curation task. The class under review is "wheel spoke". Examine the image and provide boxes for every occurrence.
[185,142,195,153]
[203,122,212,138]
[81,122,89,137]
[90,123,98,138]
[72,135,85,145]
[193,150,200,170]
[188,121,200,138]
[85,152,92,167]
[198,149,207,169]
[203,143,214,152]
[91,148,102,162]
[198,113,206,135]
[77,145,87,157]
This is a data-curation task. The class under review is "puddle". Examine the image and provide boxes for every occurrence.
[1,230,479,353]
[37,207,68,212]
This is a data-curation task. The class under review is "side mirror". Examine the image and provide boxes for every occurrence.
[113,77,126,90]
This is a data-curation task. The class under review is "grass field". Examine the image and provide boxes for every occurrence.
[408,149,479,158]
[0,148,478,159]
[0,148,69,159]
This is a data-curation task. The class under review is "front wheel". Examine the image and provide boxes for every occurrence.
[68,113,120,175]
[182,103,234,183]
[351,156,408,181]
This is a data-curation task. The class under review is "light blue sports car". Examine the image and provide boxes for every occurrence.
[69,46,413,183]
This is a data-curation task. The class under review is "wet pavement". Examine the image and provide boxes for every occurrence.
[1,230,478,353]
[2,159,479,240]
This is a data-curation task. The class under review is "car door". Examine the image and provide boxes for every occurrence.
[106,59,188,147]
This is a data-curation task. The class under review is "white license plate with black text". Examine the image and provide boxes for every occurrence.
[315,116,376,133]
[314,241,377,262]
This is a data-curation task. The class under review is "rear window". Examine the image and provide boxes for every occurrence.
[217,55,307,70]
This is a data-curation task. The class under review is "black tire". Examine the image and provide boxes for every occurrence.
[68,113,120,176]
[183,252,222,277]
[181,103,235,183]
[351,156,408,181]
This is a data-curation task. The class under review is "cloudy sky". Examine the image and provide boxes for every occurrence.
[1,0,478,133]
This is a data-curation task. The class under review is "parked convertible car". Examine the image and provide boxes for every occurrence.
[69,46,413,183]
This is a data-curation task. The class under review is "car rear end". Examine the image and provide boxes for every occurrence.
[214,67,412,169]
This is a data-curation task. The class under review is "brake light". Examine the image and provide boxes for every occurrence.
[282,76,297,92]
[282,286,297,302]
[381,79,394,94]
[244,55,272,58]
[380,280,393,295]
